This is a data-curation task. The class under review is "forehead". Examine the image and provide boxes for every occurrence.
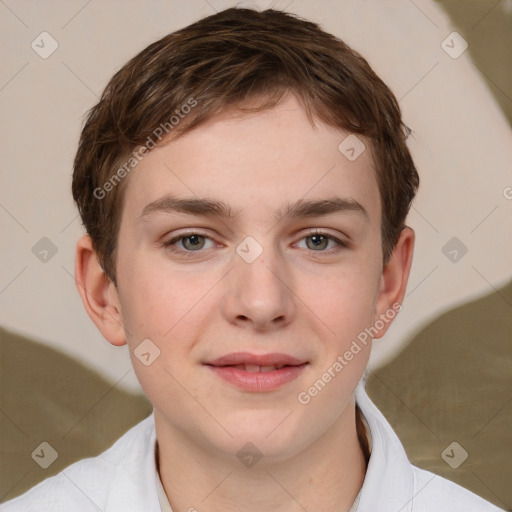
[120,94,380,225]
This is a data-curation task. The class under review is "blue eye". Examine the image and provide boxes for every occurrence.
[163,232,215,253]
[162,230,347,257]
[297,232,347,252]
[178,234,207,251]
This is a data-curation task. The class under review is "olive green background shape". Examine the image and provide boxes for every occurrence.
[367,280,512,510]
[434,0,512,128]
[1,1,511,509]
[0,326,153,502]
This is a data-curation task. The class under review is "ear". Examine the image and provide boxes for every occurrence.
[372,227,415,339]
[74,234,126,346]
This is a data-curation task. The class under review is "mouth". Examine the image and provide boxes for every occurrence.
[221,363,291,372]
[204,352,309,392]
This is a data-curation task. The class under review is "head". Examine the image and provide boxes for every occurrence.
[73,8,417,463]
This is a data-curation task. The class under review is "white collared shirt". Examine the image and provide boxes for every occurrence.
[1,382,503,511]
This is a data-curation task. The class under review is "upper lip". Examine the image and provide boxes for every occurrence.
[205,352,307,367]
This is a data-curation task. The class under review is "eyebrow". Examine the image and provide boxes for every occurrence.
[137,195,369,222]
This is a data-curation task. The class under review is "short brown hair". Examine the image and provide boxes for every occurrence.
[72,7,419,285]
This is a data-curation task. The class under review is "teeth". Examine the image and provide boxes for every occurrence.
[244,364,287,372]
[228,364,288,372]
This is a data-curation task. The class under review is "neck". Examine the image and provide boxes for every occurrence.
[155,400,368,512]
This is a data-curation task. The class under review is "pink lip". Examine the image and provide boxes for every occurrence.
[204,352,308,392]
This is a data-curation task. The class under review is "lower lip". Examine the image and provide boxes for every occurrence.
[206,364,308,392]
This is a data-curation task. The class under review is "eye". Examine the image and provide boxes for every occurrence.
[163,231,216,252]
[162,229,348,257]
[296,231,347,252]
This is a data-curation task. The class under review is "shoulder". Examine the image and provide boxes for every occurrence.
[355,381,504,511]
[1,414,156,512]
[411,465,504,511]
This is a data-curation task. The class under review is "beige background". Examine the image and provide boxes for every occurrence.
[1,0,511,508]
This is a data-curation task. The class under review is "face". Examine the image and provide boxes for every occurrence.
[112,94,389,462]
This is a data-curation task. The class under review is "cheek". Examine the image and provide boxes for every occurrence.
[299,261,381,342]
[119,265,214,341]
[117,265,213,403]
[294,268,377,423]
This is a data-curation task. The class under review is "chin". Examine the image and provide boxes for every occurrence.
[211,411,311,461]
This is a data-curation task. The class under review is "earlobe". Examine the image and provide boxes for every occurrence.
[373,227,415,339]
[74,235,127,347]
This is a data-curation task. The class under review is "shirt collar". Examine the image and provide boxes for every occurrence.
[155,465,174,512]
[103,413,161,512]
[354,378,415,511]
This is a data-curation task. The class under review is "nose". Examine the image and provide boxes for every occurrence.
[220,245,296,332]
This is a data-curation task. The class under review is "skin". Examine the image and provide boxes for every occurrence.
[75,93,414,512]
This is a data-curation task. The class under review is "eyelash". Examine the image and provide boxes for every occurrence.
[161,229,348,257]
